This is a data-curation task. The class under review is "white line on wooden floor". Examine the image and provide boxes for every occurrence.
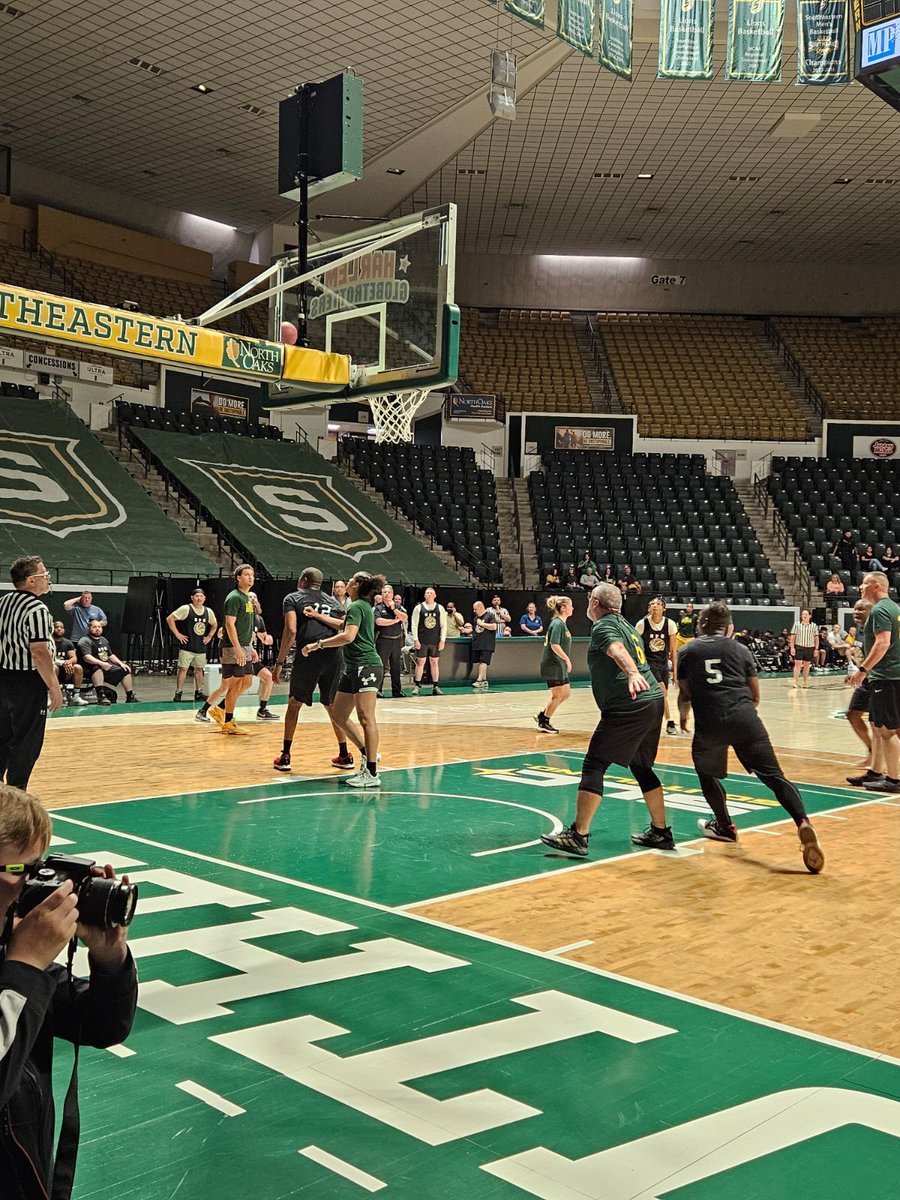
[547,939,594,955]
[299,1146,386,1192]
[176,1080,245,1117]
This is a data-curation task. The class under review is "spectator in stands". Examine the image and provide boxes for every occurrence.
[580,565,601,589]
[825,573,846,598]
[830,530,858,576]
[332,579,348,607]
[564,566,581,591]
[77,619,138,705]
[490,594,512,636]
[618,566,642,596]
[250,593,278,721]
[814,627,830,669]
[374,584,407,698]
[52,620,87,705]
[858,544,884,574]
[470,600,497,688]
[828,624,852,665]
[544,565,561,588]
[445,601,467,638]
[166,587,217,703]
[576,551,597,579]
[880,545,898,573]
[64,590,107,641]
[519,603,544,637]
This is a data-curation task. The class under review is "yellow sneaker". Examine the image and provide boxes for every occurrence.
[220,721,248,736]
[208,705,226,728]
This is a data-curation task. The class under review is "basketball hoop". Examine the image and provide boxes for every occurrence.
[369,389,430,443]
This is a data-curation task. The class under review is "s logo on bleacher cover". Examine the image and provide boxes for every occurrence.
[0,431,127,537]
[177,459,393,561]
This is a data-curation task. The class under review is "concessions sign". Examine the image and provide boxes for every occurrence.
[447,394,497,420]
[191,388,249,422]
[554,425,615,450]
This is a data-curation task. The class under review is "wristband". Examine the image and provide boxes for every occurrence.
[316,639,323,650]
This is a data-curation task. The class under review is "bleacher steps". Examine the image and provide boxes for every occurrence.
[572,315,623,414]
[496,479,522,588]
[513,479,539,588]
[735,480,814,609]
[748,319,822,439]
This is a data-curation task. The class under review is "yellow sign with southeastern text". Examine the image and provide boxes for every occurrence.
[0,282,349,392]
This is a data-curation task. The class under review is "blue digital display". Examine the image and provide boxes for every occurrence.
[861,17,900,67]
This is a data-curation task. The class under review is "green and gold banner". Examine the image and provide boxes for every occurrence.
[599,0,634,78]
[797,0,850,84]
[726,0,784,82]
[0,282,349,391]
[558,0,596,55]
[504,0,544,26]
[658,0,716,79]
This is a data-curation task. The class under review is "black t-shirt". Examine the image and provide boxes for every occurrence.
[373,601,406,639]
[677,635,758,728]
[283,589,344,655]
[471,609,497,653]
[53,637,75,666]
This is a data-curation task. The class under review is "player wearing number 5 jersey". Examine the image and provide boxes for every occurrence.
[540,583,675,856]
[677,602,824,873]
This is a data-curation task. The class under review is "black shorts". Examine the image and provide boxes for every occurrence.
[290,655,340,706]
[869,678,900,729]
[337,664,384,695]
[586,696,663,769]
[847,680,870,715]
[94,665,127,687]
[543,675,568,689]
[471,648,494,665]
[692,714,780,779]
[415,644,441,659]
[794,646,814,662]
[648,661,670,687]
[222,660,253,679]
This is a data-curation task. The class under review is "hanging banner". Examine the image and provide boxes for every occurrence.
[504,0,544,26]
[796,0,850,84]
[599,0,634,78]
[558,0,596,55]
[658,0,716,79]
[726,0,784,82]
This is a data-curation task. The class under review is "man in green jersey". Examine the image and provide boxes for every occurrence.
[541,582,675,856]
[847,572,900,793]
[204,563,257,735]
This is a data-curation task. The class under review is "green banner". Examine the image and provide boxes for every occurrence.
[726,0,784,81]
[557,0,596,54]
[599,0,634,77]
[658,0,715,78]
[504,0,544,26]
[797,0,850,83]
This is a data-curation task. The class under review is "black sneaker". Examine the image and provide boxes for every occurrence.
[534,711,548,728]
[432,686,443,696]
[698,818,738,843]
[273,752,292,773]
[540,824,589,857]
[631,825,676,850]
[847,770,882,787]
[98,695,112,706]
[862,775,900,793]
[666,720,678,736]
[194,690,206,702]
[126,693,139,703]
[538,719,559,734]
[195,708,212,723]
[172,691,183,703]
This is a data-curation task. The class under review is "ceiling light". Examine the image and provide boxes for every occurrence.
[457,168,486,176]
[729,175,761,182]
[768,209,786,215]
[645,206,663,212]
[240,103,264,115]
[593,171,622,179]
[129,56,164,75]
[192,83,213,94]
[865,177,896,184]
[141,169,158,177]
[72,94,92,104]
[0,3,25,15]
[386,167,405,176]
[769,112,821,138]
[215,147,231,156]
[833,177,852,184]
[637,172,654,180]
[624,236,641,242]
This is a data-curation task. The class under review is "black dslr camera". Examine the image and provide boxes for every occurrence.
[16,855,138,929]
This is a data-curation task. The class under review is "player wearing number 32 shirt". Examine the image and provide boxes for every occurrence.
[676,601,824,873]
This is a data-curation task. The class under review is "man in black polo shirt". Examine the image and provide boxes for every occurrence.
[373,584,407,699]
[677,601,824,873]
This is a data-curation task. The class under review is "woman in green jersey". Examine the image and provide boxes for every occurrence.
[302,571,386,789]
[535,595,573,733]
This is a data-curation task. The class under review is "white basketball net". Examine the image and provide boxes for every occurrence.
[369,389,430,444]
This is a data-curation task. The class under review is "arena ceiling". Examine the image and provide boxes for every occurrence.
[2,0,899,263]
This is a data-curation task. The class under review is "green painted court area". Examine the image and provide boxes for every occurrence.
[53,753,900,1199]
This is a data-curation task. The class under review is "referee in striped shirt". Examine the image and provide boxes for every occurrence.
[0,556,63,788]
[789,607,818,689]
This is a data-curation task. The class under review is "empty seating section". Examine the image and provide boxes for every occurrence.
[773,316,900,419]
[597,313,807,440]
[766,456,899,603]
[532,452,782,605]
[459,308,593,414]
[342,439,502,583]
[116,399,282,440]
[1,380,39,398]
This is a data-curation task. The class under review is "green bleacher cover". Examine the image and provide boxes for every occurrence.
[0,398,215,583]
[132,428,463,584]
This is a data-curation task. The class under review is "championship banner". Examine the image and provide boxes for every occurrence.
[191,388,249,422]
[557,0,596,55]
[0,283,349,392]
[599,0,634,78]
[726,0,784,81]
[504,0,544,26]
[554,425,615,450]
[658,0,716,79]
[797,0,850,84]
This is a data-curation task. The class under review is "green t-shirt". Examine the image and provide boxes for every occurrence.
[541,616,572,679]
[677,612,698,639]
[864,596,900,681]
[224,588,255,647]
[343,599,382,669]
[587,613,659,711]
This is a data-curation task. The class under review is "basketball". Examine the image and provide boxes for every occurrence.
[280,321,298,345]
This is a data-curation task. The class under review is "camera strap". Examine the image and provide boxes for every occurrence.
[50,940,80,1200]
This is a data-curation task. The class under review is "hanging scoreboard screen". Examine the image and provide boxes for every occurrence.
[855,1,900,111]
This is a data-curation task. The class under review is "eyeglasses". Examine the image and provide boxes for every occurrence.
[0,861,43,877]
[28,571,52,580]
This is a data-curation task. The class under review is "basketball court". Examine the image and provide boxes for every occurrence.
[36,673,900,1199]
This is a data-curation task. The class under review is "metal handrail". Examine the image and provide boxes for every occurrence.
[763,318,827,421]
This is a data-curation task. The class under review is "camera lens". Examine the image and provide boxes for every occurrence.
[77,877,139,928]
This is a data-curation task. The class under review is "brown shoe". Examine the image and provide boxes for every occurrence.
[798,822,824,874]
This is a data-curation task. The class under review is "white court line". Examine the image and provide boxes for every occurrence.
[106,1044,135,1058]
[49,813,900,1066]
[547,939,594,955]
[815,814,848,821]
[299,1146,386,1192]
[176,1080,245,1117]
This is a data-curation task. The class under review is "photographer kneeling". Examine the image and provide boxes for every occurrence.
[0,784,138,1200]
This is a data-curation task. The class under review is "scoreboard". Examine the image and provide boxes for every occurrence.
[855,0,900,111]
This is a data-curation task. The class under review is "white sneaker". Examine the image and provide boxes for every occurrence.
[344,771,381,788]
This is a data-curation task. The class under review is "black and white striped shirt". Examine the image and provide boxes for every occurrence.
[791,620,818,649]
[0,590,54,671]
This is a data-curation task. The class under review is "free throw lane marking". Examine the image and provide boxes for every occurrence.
[299,1146,386,1192]
[176,1080,245,1116]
